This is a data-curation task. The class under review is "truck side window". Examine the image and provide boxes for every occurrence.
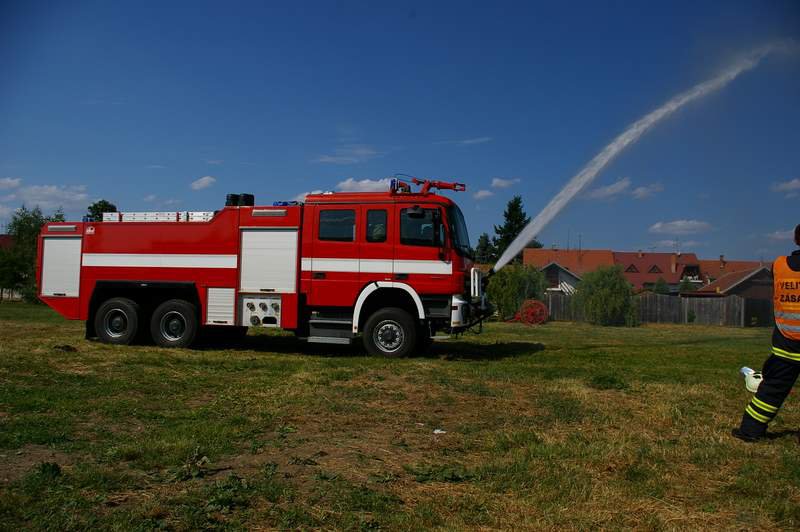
[366,210,387,243]
[319,210,355,242]
[400,208,441,247]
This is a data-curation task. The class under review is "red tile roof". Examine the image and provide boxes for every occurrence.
[523,248,770,292]
[698,259,762,280]
[522,248,615,276]
[696,266,770,295]
[613,251,699,289]
[523,248,701,290]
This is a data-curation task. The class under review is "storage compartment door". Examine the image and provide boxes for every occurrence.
[206,288,236,325]
[240,229,298,293]
[41,237,82,297]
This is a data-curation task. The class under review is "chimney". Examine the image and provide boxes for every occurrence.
[638,249,643,258]
[719,254,726,270]
[670,253,677,274]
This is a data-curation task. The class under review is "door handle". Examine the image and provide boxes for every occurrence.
[395,273,408,280]
[313,272,326,279]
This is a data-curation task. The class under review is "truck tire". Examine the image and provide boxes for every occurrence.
[95,297,140,345]
[363,307,417,358]
[150,299,198,348]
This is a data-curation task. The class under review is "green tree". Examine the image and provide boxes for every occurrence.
[474,232,496,264]
[573,265,637,326]
[1,205,65,302]
[486,265,546,320]
[653,277,670,295]
[86,199,117,221]
[493,196,534,264]
[0,248,24,302]
[678,277,697,293]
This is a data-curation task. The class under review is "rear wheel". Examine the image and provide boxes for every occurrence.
[363,307,417,358]
[94,298,139,345]
[150,299,198,348]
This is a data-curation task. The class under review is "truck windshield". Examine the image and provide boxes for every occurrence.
[447,205,472,258]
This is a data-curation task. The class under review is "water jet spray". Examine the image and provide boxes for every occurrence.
[491,41,797,274]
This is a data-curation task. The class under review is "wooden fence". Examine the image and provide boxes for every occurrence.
[545,292,772,328]
[0,288,22,302]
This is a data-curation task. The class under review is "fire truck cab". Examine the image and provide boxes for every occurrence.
[36,179,488,357]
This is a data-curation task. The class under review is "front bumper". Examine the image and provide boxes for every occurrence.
[449,293,492,332]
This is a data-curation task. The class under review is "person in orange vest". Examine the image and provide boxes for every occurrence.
[733,223,800,442]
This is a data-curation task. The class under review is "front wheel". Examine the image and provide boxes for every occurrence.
[150,299,198,348]
[363,307,417,358]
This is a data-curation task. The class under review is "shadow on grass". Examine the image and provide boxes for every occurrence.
[766,429,800,441]
[425,341,545,361]
[195,334,545,361]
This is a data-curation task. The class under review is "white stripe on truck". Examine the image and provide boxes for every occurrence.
[300,257,451,275]
[82,253,238,269]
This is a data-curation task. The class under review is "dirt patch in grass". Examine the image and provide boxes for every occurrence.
[0,444,77,485]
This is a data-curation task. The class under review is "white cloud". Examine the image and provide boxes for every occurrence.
[437,137,493,146]
[0,204,14,218]
[145,164,166,169]
[143,194,157,202]
[335,177,391,192]
[473,189,494,200]
[767,229,794,241]
[191,176,216,190]
[491,177,521,189]
[314,144,381,165]
[649,219,712,235]
[0,177,21,190]
[162,199,181,206]
[631,182,664,199]
[772,178,800,198]
[16,184,89,211]
[292,189,323,202]
[587,177,631,199]
[206,159,224,165]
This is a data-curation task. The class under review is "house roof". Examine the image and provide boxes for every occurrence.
[0,235,13,250]
[540,261,583,280]
[522,248,615,276]
[695,266,771,295]
[613,251,699,289]
[698,259,762,280]
[524,247,767,292]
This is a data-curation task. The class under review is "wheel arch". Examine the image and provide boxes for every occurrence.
[353,282,425,334]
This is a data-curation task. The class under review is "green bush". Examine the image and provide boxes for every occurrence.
[573,266,636,326]
[486,265,546,319]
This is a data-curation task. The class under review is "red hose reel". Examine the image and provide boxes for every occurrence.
[508,299,549,325]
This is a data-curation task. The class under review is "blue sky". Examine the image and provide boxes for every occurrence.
[1,0,798,260]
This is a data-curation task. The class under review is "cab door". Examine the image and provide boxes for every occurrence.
[307,205,361,307]
[359,205,395,285]
[393,203,452,296]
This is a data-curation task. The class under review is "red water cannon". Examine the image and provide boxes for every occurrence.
[390,175,467,195]
[411,178,466,194]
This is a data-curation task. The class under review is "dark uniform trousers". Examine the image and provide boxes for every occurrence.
[739,350,800,437]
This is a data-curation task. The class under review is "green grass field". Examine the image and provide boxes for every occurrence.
[1,302,798,530]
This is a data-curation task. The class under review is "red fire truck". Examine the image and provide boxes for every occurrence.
[36,179,488,357]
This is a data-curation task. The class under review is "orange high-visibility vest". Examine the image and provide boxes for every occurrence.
[774,256,800,341]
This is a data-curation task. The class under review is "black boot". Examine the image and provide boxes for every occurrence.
[731,427,765,443]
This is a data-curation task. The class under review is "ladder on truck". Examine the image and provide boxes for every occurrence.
[101,211,216,222]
